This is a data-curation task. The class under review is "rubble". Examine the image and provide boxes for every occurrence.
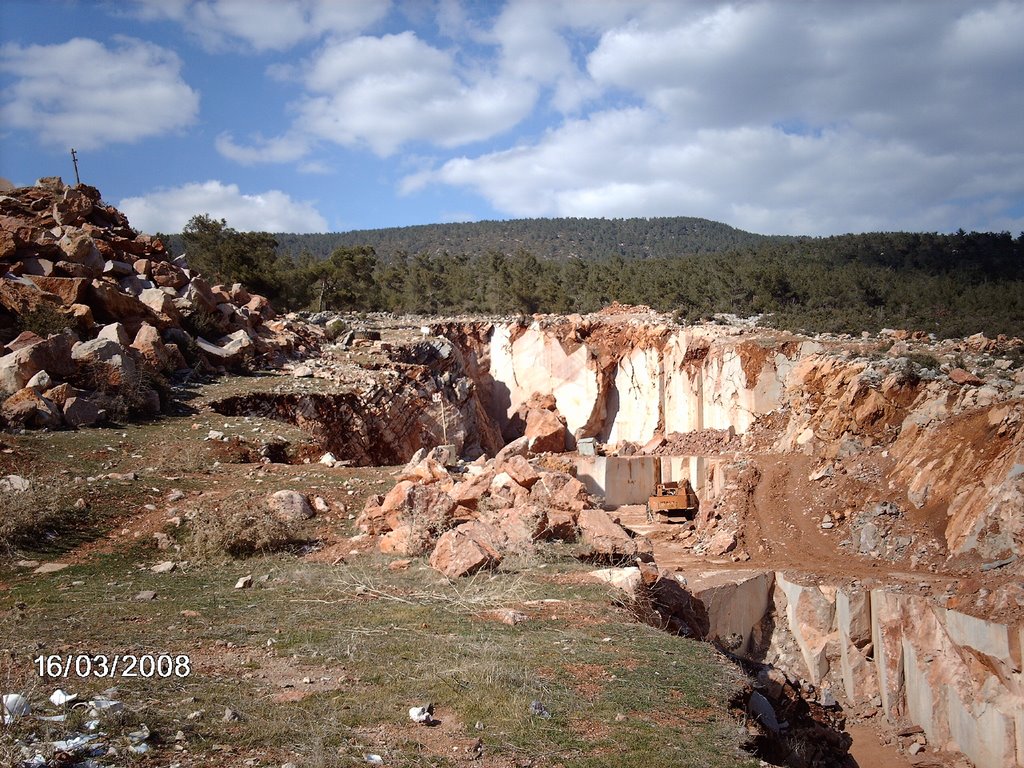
[361,448,650,577]
[0,178,319,431]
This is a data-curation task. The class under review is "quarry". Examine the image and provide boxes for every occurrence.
[1,180,1023,768]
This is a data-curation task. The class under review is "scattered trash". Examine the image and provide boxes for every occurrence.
[235,574,253,589]
[49,689,77,706]
[87,695,124,716]
[2,692,30,723]
[364,754,384,764]
[529,700,551,719]
[408,703,436,725]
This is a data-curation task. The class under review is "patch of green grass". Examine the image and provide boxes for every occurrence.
[0,548,757,767]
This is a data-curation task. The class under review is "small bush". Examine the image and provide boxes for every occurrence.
[181,306,222,342]
[186,494,307,559]
[905,351,941,370]
[0,478,81,554]
[16,303,72,338]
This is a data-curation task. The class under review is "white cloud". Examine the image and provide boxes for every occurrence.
[215,131,310,165]
[119,181,327,233]
[296,31,536,156]
[411,111,1023,235]
[0,37,199,150]
[125,0,391,52]
[406,1,1024,234]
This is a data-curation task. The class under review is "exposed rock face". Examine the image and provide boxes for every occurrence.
[441,318,1024,561]
[437,318,818,445]
[649,568,1024,768]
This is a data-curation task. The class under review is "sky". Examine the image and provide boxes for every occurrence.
[1,0,1023,237]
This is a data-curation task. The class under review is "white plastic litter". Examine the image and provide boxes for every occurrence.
[50,733,101,752]
[2,692,30,723]
[364,755,384,764]
[408,703,434,724]
[86,695,124,715]
[50,688,78,706]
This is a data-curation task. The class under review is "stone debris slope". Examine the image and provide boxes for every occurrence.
[0,178,316,429]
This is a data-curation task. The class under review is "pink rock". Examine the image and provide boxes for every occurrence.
[525,408,567,454]
[429,521,502,578]
[705,529,738,556]
[577,508,652,563]
[500,455,540,489]
[949,367,983,386]
[1,387,63,429]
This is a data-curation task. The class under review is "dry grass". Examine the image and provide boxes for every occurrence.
[0,477,84,556]
[184,490,311,559]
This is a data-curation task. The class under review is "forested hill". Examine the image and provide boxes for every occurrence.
[271,216,791,261]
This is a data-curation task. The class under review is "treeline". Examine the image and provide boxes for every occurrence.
[272,216,787,261]
[170,216,1024,339]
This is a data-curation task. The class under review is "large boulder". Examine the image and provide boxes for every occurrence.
[267,490,315,522]
[430,521,502,579]
[525,408,568,454]
[52,187,94,226]
[0,333,76,397]
[57,232,103,274]
[131,323,171,372]
[530,471,589,513]
[62,395,106,428]
[71,337,137,387]
[500,455,540,488]
[482,505,547,553]
[196,330,254,368]
[88,279,156,326]
[1,387,63,429]
[577,508,652,563]
[23,276,88,306]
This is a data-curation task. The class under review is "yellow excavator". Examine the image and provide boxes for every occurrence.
[646,480,700,523]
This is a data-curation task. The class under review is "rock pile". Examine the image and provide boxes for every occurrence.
[0,178,316,430]
[356,442,652,578]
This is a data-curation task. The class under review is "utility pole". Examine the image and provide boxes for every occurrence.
[70,148,81,185]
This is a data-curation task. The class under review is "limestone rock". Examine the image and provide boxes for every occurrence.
[23,275,88,306]
[0,332,76,397]
[62,396,106,428]
[1,387,62,429]
[430,521,502,578]
[500,455,540,488]
[577,508,651,563]
[131,323,171,372]
[949,367,983,386]
[525,408,567,454]
[267,490,314,521]
[706,529,738,557]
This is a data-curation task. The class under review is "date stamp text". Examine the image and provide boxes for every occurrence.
[34,654,192,679]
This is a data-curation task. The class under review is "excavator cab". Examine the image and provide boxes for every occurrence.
[646,480,699,523]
